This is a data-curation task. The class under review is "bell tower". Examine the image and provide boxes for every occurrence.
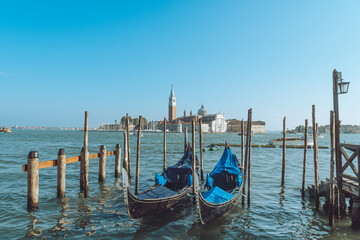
[169,84,176,121]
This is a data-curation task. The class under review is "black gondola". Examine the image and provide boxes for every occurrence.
[195,145,243,224]
[122,146,199,219]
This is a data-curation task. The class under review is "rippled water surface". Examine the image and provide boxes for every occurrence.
[1,130,360,239]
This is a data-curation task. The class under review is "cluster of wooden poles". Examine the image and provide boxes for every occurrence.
[280,105,320,197]
[280,105,340,228]
[24,108,255,210]
[24,111,122,210]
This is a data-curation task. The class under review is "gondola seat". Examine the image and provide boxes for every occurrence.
[138,185,177,200]
[211,170,238,191]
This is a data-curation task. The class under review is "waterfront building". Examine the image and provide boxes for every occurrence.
[167,103,227,133]
[226,119,266,133]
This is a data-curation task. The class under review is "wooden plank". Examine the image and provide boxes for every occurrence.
[340,151,357,173]
[89,153,100,159]
[339,143,360,152]
[39,160,57,169]
[23,150,116,172]
[342,173,358,182]
[106,151,115,156]
[342,180,359,197]
[66,156,80,164]
[349,161,359,179]
[340,146,350,160]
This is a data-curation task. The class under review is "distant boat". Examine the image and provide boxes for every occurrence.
[203,144,220,152]
[0,127,11,133]
[269,137,314,146]
[132,132,143,137]
[237,132,254,136]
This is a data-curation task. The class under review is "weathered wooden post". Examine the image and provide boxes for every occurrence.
[135,116,142,195]
[302,119,308,197]
[163,117,167,171]
[57,149,66,198]
[242,111,250,206]
[123,129,128,173]
[241,119,244,168]
[184,127,188,153]
[281,117,286,186]
[354,151,360,228]
[126,114,131,177]
[27,151,39,210]
[115,144,121,178]
[192,119,196,194]
[199,118,204,181]
[99,145,107,182]
[83,111,89,197]
[80,147,85,191]
[247,109,252,206]
[329,111,335,227]
[312,105,319,209]
[333,69,346,215]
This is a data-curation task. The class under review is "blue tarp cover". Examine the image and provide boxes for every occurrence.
[155,173,167,185]
[205,173,214,189]
[162,146,198,186]
[209,148,241,178]
[202,186,234,203]
[138,185,177,200]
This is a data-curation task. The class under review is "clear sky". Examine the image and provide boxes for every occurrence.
[1,1,360,130]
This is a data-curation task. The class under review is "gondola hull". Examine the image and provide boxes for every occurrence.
[124,185,192,219]
[196,187,242,224]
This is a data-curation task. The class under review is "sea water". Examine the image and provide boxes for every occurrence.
[1,130,360,239]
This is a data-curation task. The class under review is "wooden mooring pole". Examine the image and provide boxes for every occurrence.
[199,118,204,181]
[57,149,66,198]
[80,147,85,191]
[329,111,335,227]
[27,151,39,210]
[83,111,89,197]
[126,114,131,177]
[135,116,142,195]
[123,128,128,173]
[247,109,252,206]
[192,119,196,195]
[184,127,188,153]
[333,69,346,215]
[281,117,286,186]
[99,145,106,182]
[241,119,244,168]
[312,105,319,209]
[163,117,167,172]
[115,144,121,178]
[301,119,308,197]
[242,110,250,206]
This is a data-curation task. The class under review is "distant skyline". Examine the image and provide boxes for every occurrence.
[1,1,360,130]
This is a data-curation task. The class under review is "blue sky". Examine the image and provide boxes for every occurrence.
[1,1,359,130]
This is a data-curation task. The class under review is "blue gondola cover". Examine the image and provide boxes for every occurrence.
[162,146,199,188]
[202,186,234,203]
[155,173,167,185]
[209,148,242,179]
[205,173,214,189]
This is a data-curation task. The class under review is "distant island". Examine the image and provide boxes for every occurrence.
[287,125,360,134]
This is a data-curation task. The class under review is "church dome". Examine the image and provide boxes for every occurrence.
[198,104,207,116]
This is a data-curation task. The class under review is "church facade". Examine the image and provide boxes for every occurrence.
[166,86,227,133]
